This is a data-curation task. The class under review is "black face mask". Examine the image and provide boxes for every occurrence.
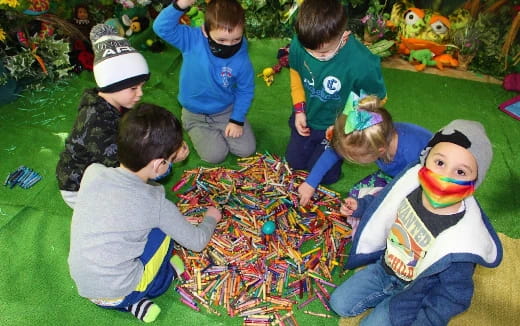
[207,35,243,59]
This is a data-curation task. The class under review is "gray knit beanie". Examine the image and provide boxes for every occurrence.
[90,24,149,93]
[420,119,492,188]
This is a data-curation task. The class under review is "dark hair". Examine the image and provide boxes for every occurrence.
[74,4,88,13]
[204,0,245,33]
[295,0,347,50]
[117,103,183,172]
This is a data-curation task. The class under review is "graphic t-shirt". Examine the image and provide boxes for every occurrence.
[384,188,464,281]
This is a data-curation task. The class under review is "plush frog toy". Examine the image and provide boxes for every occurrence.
[180,6,205,27]
[388,1,471,56]
[408,49,437,71]
[409,49,459,71]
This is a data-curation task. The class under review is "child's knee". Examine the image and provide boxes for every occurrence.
[330,292,364,317]
[231,142,256,158]
[329,292,348,316]
[228,132,256,158]
[199,148,229,164]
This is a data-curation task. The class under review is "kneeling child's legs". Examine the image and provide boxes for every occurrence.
[182,109,229,164]
[93,228,174,322]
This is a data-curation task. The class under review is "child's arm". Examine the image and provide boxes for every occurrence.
[290,68,305,107]
[290,68,310,136]
[298,148,342,206]
[152,1,197,52]
[226,53,255,137]
[412,262,474,325]
[159,202,221,252]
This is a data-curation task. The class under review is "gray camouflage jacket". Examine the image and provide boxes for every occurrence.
[56,88,125,191]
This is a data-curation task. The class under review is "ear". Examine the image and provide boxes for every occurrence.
[378,147,386,157]
[151,158,164,172]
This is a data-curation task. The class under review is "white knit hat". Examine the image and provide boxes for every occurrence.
[90,24,149,93]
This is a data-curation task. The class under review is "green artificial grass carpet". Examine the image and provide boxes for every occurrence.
[0,38,519,325]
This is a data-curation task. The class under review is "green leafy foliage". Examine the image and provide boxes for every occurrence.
[451,21,482,56]
[241,0,292,39]
[2,35,72,89]
[470,11,518,77]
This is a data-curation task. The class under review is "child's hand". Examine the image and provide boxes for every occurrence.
[340,197,358,216]
[295,113,310,136]
[225,123,243,138]
[173,141,190,163]
[298,182,315,206]
[176,0,196,10]
[206,206,222,222]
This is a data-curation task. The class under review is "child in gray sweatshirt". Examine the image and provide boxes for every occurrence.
[68,103,222,322]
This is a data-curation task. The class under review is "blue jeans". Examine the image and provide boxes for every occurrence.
[329,260,408,325]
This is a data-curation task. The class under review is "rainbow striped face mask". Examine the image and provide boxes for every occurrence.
[418,166,475,208]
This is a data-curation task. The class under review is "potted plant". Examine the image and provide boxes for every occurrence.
[451,20,482,71]
[361,0,389,44]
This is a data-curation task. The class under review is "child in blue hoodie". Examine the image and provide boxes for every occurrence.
[330,120,503,325]
[153,0,255,164]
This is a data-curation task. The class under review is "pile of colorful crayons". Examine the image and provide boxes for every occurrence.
[172,153,352,325]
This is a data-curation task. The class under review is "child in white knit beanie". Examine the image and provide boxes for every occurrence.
[56,24,150,209]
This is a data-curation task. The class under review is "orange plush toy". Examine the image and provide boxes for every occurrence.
[433,54,458,70]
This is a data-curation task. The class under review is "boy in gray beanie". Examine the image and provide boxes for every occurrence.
[419,119,492,189]
[330,119,502,325]
[56,24,150,209]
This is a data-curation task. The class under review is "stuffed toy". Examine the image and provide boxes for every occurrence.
[122,15,150,37]
[71,4,94,40]
[433,53,458,70]
[408,49,459,71]
[69,4,95,73]
[408,49,437,71]
[257,44,289,86]
[388,2,470,56]
[180,6,204,27]
[69,39,94,73]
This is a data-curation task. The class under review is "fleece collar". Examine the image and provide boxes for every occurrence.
[350,164,502,271]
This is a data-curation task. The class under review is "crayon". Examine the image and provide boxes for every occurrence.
[303,310,333,318]
[180,297,200,311]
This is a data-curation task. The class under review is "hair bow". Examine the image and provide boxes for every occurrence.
[343,91,383,134]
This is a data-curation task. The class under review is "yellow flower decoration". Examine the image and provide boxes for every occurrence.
[0,27,6,43]
[0,0,20,8]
